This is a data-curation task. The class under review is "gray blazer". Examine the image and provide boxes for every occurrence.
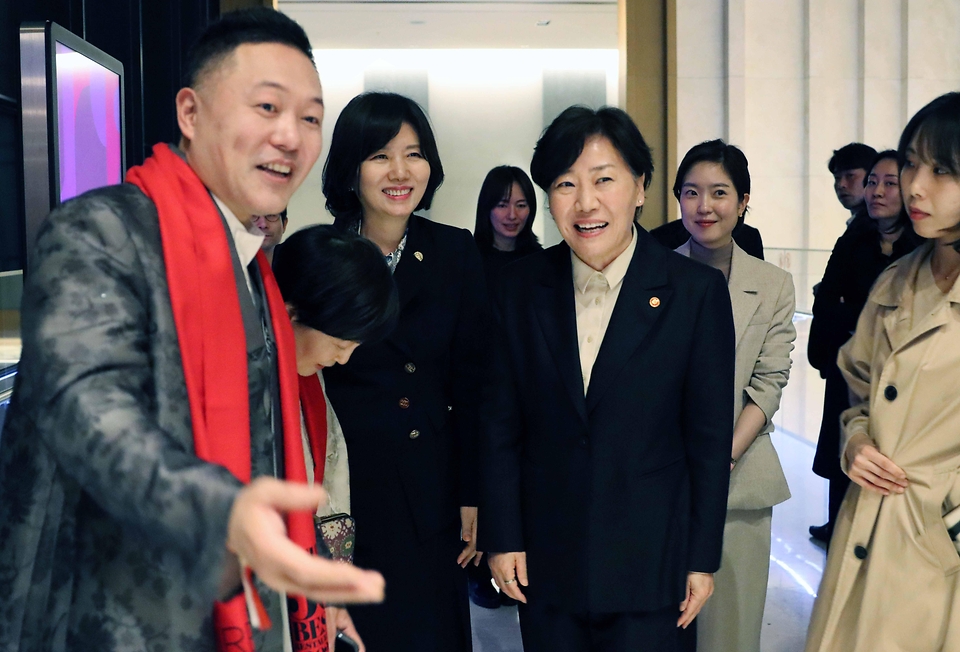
[677,241,794,510]
[0,185,241,651]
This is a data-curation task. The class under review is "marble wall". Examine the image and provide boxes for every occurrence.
[675,0,960,252]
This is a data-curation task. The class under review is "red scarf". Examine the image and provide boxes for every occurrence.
[299,374,328,485]
[126,143,327,652]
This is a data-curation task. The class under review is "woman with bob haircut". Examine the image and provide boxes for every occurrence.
[320,91,490,652]
[672,139,796,652]
[273,224,399,652]
[806,91,960,651]
[808,150,921,546]
[473,165,542,290]
[479,105,735,652]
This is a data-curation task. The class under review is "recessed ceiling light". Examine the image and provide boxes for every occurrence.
[536,20,551,27]
[410,19,426,25]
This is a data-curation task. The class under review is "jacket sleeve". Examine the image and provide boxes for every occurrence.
[18,196,241,589]
[836,292,881,475]
[477,291,525,553]
[808,234,860,373]
[682,270,736,573]
[744,272,797,429]
[449,232,491,507]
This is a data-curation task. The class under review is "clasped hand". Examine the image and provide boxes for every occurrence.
[845,433,909,496]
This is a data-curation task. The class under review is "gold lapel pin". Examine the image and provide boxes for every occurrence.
[649,297,661,308]
[414,251,424,262]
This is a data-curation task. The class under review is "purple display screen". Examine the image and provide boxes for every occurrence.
[55,41,121,202]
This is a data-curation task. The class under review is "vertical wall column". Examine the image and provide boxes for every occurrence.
[618,0,677,228]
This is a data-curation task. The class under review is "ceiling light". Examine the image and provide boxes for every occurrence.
[410,19,426,25]
[536,20,551,27]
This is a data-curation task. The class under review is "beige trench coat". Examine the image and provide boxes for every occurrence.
[806,242,960,652]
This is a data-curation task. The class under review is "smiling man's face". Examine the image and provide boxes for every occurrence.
[177,42,324,226]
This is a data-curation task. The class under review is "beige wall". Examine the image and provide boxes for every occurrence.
[675,0,960,252]
[284,49,619,241]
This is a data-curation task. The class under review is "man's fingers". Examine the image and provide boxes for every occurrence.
[246,477,327,513]
[474,551,484,566]
[258,544,385,604]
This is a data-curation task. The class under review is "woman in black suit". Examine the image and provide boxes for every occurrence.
[473,165,543,291]
[808,150,921,544]
[320,92,489,652]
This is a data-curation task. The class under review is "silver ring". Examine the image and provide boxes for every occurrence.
[503,578,516,585]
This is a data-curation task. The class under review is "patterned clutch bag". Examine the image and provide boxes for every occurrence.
[314,513,356,564]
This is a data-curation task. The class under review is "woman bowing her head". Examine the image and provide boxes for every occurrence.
[320,92,490,652]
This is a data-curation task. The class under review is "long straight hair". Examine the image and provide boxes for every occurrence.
[473,166,540,254]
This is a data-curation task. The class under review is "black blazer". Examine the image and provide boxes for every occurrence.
[650,218,765,260]
[479,228,735,614]
[323,215,489,541]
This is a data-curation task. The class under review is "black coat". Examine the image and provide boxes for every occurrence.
[325,214,489,533]
[809,218,921,477]
[650,218,765,260]
[321,215,489,651]
[479,229,735,614]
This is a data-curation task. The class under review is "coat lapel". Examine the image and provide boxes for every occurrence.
[533,246,588,423]
[585,230,671,413]
[386,216,427,358]
[728,245,761,346]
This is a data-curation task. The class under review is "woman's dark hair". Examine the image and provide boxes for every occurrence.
[272,225,399,343]
[673,139,751,224]
[183,7,314,88]
[473,166,541,253]
[898,92,960,178]
[862,150,911,234]
[897,93,960,249]
[323,92,444,226]
[530,106,654,193]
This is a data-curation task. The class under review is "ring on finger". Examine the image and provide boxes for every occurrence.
[503,578,516,585]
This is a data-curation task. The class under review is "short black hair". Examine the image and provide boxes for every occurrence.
[473,166,541,253]
[183,7,315,89]
[280,208,288,225]
[530,106,654,193]
[673,139,751,205]
[272,225,399,343]
[323,92,444,226]
[828,143,878,175]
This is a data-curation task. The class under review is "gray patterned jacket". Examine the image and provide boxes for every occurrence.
[0,185,243,652]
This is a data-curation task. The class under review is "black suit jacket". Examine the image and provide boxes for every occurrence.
[324,215,489,542]
[479,228,735,614]
[650,218,765,260]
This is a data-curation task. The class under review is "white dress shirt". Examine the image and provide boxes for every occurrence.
[212,195,265,297]
[572,227,637,394]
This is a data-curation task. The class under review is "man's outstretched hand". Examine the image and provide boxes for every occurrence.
[226,478,385,604]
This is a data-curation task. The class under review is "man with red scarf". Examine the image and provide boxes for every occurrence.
[0,9,383,652]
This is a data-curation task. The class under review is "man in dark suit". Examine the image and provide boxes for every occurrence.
[479,106,735,651]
